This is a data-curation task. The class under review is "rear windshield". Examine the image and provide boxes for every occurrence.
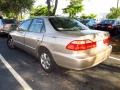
[2,19,16,24]
[100,20,115,24]
[49,17,89,31]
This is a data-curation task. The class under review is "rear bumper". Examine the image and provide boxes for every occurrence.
[53,45,112,70]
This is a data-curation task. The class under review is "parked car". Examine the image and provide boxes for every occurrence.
[7,16,112,73]
[78,19,96,29]
[0,19,17,35]
[94,19,120,36]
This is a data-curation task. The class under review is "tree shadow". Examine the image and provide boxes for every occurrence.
[52,66,120,90]
[97,63,120,73]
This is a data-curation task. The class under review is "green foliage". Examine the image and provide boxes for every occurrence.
[81,14,97,19]
[30,6,49,17]
[63,0,83,17]
[107,7,120,19]
[0,0,35,19]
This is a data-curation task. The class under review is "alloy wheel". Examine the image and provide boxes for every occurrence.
[40,53,51,70]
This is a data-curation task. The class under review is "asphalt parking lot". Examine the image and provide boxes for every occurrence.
[0,37,120,90]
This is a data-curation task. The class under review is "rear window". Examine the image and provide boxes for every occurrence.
[2,19,16,24]
[100,20,115,24]
[49,17,89,31]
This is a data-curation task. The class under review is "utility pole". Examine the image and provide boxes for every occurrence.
[116,0,119,18]
[117,0,120,9]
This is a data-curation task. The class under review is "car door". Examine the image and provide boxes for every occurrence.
[24,18,45,55]
[12,19,32,49]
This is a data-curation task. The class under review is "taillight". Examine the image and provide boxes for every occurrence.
[108,25,113,29]
[66,40,96,51]
[103,36,111,45]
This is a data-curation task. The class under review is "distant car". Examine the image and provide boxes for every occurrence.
[7,16,112,73]
[94,19,120,36]
[78,19,96,29]
[0,19,17,35]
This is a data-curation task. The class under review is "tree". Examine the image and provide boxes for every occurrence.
[46,0,58,16]
[106,7,120,19]
[0,0,35,19]
[63,0,83,18]
[81,14,97,19]
[116,0,120,15]
[106,0,120,19]
[30,6,49,17]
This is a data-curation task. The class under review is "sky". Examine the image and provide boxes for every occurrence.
[34,0,120,18]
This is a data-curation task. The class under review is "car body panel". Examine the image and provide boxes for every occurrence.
[24,32,44,55]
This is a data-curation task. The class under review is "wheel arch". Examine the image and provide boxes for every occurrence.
[37,45,57,72]
[8,34,12,39]
[37,46,52,56]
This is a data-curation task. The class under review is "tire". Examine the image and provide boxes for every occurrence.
[7,37,15,49]
[39,49,56,73]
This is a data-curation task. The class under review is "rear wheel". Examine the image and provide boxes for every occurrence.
[39,49,56,73]
[7,37,15,49]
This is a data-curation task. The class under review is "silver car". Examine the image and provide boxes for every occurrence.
[7,16,112,72]
[0,19,17,34]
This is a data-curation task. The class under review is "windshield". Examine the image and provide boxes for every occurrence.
[49,17,89,31]
[100,20,115,24]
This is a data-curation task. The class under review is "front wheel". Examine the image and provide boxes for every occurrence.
[7,37,15,49]
[39,49,56,73]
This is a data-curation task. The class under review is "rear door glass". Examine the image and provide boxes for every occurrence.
[29,19,44,33]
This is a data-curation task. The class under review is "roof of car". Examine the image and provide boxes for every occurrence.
[32,16,69,19]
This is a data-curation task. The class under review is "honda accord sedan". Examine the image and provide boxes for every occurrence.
[7,16,112,73]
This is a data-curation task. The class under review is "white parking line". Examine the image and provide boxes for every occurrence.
[0,54,33,90]
[109,56,120,61]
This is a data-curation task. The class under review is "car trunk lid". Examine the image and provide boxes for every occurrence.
[56,30,110,53]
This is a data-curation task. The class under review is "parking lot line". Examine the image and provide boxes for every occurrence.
[109,56,120,61]
[0,54,33,90]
